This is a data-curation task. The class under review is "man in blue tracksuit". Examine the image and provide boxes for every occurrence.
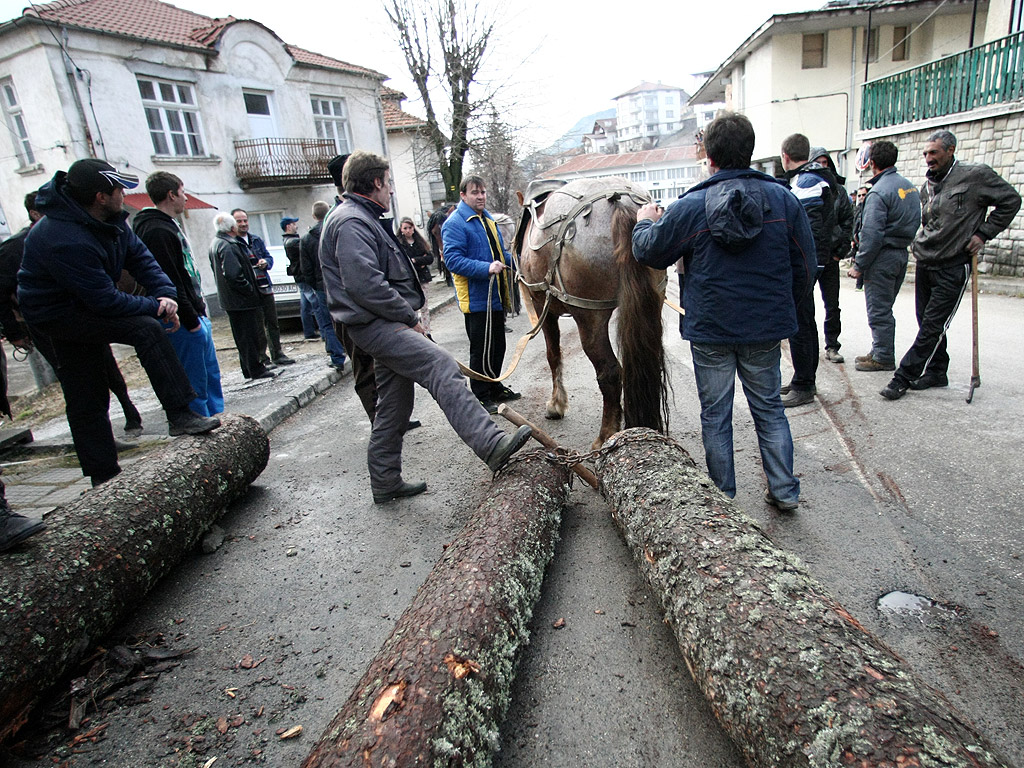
[632,113,816,511]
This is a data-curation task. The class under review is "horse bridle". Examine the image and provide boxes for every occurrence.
[516,185,651,311]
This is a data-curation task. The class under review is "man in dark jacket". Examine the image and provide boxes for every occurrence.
[232,208,293,366]
[846,142,921,374]
[633,113,816,511]
[810,147,854,363]
[780,133,840,407]
[881,129,1021,400]
[18,159,219,486]
[282,215,318,339]
[299,201,346,370]
[209,212,276,381]
[319,151,531,504]
[134,171,224,417]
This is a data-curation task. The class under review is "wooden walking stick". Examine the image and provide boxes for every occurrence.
[967,251,981,404]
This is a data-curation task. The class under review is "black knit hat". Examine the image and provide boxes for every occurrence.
[327,154,350,188]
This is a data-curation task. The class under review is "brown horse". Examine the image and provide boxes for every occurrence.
[514,177,669,449]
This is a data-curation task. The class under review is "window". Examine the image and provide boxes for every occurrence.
[893,26,910,61]
[137,77,205,156]
[248,211,285,248]
[629,171,646,182]
[666,109,675,118]
[648,169,665,181]
[646,110,658,121]
[1,78,34,166]
[865,27,879,63]
[312,96,350,153]
[802,32,826,69]
[665,95,675,104]
[1012,0,1023,34]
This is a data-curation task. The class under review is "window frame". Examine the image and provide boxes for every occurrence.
[893,26,910,61]
[801,32,827,69]
[1,77,35,167]
[137,76,207,158]
[311,95,352,155]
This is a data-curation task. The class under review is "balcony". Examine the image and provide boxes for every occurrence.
[861,32,1024,131]
[233,138,336,189]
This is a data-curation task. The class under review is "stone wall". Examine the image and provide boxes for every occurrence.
[875,109,1024,277]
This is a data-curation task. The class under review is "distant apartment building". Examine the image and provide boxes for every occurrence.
[541,146,703,205]
[614,82,692,152]
[581,117,618,154]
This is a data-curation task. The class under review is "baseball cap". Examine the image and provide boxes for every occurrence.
[280,216,299,230]
[66,158,139,196]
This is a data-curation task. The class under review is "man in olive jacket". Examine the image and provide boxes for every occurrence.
[881,129,1021,400]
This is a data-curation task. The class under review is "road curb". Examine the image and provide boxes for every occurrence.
[256,368,345,433]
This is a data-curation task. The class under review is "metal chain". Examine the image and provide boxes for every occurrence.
[497,430,684,476]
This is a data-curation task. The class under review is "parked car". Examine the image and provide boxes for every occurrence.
[266,244,300,319]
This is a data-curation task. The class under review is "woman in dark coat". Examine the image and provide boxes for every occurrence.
[398,217,433,285]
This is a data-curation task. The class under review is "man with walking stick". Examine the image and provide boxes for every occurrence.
[879,130,1020,401]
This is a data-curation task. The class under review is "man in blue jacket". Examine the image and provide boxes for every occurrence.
[441,175,520,413]
[632,113,816,511]
[18,159,220,486]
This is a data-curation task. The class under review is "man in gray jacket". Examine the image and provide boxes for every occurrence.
[881,130,1021,400]
[848,141,921,374]
[318,151,531,504]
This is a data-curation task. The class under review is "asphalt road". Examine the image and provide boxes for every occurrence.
[5,277,1023,767]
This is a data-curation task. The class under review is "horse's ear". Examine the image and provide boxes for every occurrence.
[516,190,524,206]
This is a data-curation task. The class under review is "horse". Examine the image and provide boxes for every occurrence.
[514,177,670,449]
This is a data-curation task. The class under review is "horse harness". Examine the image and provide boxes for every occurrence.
[515,183,651,311]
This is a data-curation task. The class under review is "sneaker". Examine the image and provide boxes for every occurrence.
[480,400,498,415]
[372,481,427,504]
[167,409,221,437]
[486,425,533,472]
[880,377,909,401]
[763,489,799,512]
[0,510,46,552]
[908,372,949,390]
[855,357,895,372]
[781,388,815,408]
[273,355,296,366]
[494,386,521,403]
[825,347,844,364]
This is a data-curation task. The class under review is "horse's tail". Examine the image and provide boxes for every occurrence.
[612,203,670,434]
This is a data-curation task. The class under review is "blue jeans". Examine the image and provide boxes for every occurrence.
[298,282,318,338]
[312,288,347,366]
[690,341,799,503]
[168,316,224,417]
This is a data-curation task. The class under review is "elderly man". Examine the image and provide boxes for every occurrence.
[319,150,531,504]
[209,212,276,381]
[18,159,220,486]
[881,129,1021,400]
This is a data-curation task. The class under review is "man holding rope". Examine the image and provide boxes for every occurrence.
[442,175,521,414]
[319,152,531,504]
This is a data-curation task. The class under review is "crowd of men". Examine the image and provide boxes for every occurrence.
[1,116,1020,549]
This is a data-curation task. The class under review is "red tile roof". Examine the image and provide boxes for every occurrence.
[382,98,426,131]
[19,0,385,78]
[542,146,698,177]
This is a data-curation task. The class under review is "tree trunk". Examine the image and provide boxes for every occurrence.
[0,414,270,741]
[597,428,1009,768]
[303,455,571,768]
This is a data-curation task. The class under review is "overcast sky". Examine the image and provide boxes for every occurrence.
[1,0,822,148]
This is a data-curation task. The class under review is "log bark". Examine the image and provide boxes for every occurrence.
[597,428,1009,768]
[303,454,571,768]
[0,414,269,741]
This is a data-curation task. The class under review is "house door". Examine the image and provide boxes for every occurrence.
[244,91,277,139]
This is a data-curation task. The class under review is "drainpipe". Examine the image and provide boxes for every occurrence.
[61,27,96,157]
[374,86,400,222]
[865,6,874,84]
[968,0,979,46]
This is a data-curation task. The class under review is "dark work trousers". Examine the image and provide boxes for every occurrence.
[226,309,268,379]
[818,259,841,351]
[257,291,282,362]
[788,288,819,392]
[29,313,195,483]
[337,321,378,421]
[464,310,506,401]
[894,262,971,385]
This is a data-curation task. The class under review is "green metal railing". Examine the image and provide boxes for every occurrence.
[861,31,1024,130]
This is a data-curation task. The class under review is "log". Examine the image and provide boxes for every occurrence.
[596,428,1009,768]
[303,454,571,768]
[497,403,599,489]
[0,414,270,741]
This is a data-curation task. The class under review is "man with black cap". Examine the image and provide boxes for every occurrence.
[18,159,220,486]
[281,215,318,339]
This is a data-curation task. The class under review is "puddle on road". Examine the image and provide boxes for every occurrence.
[877,590,957,622]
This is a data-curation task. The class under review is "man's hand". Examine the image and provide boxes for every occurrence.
[637,203,664,223]
[411,322,428,336]
[966,234,985,256]
[257,258,269,269]
[157,297,180,332]
[847,266,862,280]
[9,337,32,353]
[488,261,506,275]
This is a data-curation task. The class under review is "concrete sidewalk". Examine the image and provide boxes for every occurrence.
[0,280,457,521]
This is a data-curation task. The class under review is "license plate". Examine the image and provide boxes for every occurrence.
[272,283,298,294]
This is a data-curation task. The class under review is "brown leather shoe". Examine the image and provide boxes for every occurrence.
[855,357,895,372]
[855,353,874,363]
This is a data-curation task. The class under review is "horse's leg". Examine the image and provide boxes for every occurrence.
[537,294,568,420]
[574,308,621,449]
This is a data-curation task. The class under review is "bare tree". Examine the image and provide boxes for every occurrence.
[385,0,495,201]
[470,110,527,215]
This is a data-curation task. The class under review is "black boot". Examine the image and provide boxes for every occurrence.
[0,503,46,552]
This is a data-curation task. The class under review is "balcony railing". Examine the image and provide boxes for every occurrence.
[233,138,337,189]
[861,31,1024,130]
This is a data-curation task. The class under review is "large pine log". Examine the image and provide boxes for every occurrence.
[303,454,571,768]
[597,428,1009,768]
[0,414,269,741]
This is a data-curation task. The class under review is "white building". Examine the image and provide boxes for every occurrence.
[581,117,618,154]
[380,87,446,228]
[614,82,692,153]
[0,0,393,312]
[541,146,703,205]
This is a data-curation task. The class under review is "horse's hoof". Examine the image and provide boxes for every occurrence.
[545,410,564,421]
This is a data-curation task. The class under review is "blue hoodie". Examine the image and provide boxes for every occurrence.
[632,168,816,345]
[18,171,176,325]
